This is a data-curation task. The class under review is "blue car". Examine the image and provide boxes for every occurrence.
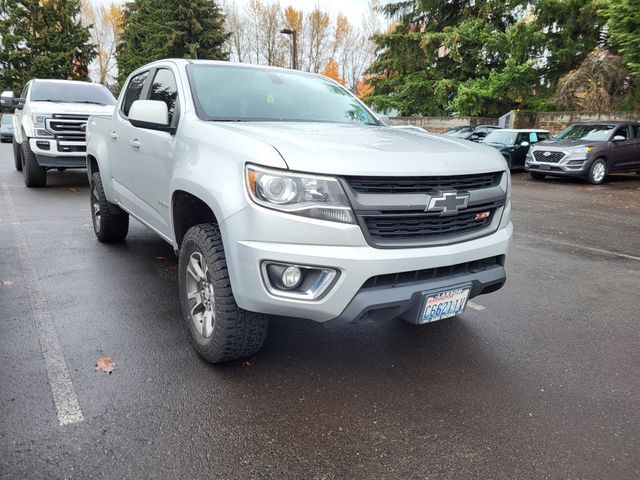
[0,113,13,143]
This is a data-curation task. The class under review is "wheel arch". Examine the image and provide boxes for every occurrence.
[171,189,220,249]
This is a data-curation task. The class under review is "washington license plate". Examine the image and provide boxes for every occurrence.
[420,287,470,323]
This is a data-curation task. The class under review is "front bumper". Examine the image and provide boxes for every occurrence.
[525,151,590,178]
[0,131,13,141]
[30,137,87,168]
[222,203,513,323]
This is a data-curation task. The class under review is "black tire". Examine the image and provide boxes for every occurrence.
[12,138,22,171]
[529,172,546,180]
[90,171,129,243]
[21,140,47,187]
[179,224,269,364]
[586,158,607,185]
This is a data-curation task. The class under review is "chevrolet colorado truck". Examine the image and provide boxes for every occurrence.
[86,59,513,363]
[1,79,116,187]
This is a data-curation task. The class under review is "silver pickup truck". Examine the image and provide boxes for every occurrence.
[86,59,512,363]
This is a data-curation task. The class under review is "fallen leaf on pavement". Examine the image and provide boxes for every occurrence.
[95,356,116,374]
[242,358,256,368]
[68,187,77,192]
[154,256,167,261]
[1,280,15,286]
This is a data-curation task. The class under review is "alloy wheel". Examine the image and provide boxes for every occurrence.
[185,251,215,338]
[592,162,606,183]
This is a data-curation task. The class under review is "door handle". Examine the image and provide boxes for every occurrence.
[109,132,118,140]
[128,138,141,149]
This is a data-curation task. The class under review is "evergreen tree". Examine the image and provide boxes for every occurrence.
[602,0,640,78]
[117,0,229,86]
[0,0,95,92]
[366,0,606,116]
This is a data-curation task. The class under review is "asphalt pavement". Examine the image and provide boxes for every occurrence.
[1,141,639,479]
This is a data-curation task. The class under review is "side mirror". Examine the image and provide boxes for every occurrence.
[612,135,626,142]
[377,114,390,125]
[469,134,479,140]
[129,100,175,133]
[520,141,530,147]
[1,91,17,109]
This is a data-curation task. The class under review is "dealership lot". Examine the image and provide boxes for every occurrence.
[1,142,639,479]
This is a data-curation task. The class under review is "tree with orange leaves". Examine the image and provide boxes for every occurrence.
[322,58,346,85]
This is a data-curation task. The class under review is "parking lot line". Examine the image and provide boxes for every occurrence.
[1,183,84,426]
[516,232,640,262]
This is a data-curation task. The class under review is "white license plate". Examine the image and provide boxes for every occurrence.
[420,287,470,323]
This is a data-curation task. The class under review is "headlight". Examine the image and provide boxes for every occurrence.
[32,114,53,137]
[568,146,594,155]
[245,165,355,224]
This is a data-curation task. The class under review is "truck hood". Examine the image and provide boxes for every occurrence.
[215,122,506,176]
[29,102,115,117]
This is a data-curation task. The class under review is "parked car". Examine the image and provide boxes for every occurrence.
[0,80,116,187]
[86,59,512,363]
[0,113,13,142]
[526,122,640,184]
[392,125,429,134]
[444,125,502,142]
[482,128,551,170]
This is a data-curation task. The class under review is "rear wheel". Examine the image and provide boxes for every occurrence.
[179,223,269,364]
[586,158,607,185]
[12,138,22,171]
[529,172,546,180]
[21,140,46,187]
[90,171,129,242]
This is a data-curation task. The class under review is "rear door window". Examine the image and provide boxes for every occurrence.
[122,71,149,117]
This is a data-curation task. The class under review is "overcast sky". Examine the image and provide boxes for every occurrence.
[98,0,392,25]
[227,0,384,23]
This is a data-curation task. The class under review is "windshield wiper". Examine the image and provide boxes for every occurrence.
[72,101,107,105]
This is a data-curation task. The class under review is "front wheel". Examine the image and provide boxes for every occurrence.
[90,171,129,242]
[179,224,269,363]
[12,138,22,171]
[586,158,607,185]
[21,140,46,187]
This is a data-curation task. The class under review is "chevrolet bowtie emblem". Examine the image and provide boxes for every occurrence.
[427,191,470,215]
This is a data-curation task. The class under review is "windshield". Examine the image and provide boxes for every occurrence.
[555,124,614,141]
[483,130,517,145]
[30,82,116,105]
[444,126,473,137]
[1,115,12,125]
[188,65,377,125]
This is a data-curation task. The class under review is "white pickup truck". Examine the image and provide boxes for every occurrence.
[1,79,116,187]
[86,59,512,363]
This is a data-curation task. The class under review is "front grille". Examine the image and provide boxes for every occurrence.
[362,256,503,290]
[533,151,564,163]
[45,114,89,141]
[363,207,495,246]
[345,172,502,194]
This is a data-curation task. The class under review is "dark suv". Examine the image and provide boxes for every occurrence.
[444,125,501,142]
[526,122,640,184]
[482,129,551,170]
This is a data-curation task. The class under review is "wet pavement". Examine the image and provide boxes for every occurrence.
[1,141,639,479]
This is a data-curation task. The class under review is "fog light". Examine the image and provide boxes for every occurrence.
[281,266,302,289]
[262,262,339,300]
